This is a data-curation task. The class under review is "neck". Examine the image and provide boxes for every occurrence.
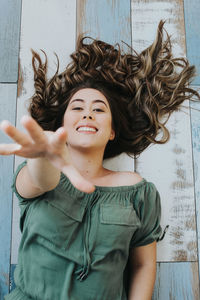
[68,146,106,181]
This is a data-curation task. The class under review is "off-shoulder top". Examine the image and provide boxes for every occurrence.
[5,161,162,300]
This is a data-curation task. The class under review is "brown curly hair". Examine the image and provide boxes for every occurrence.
[28,20,199,159]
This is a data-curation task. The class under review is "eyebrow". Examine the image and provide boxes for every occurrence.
[70,98,108,108]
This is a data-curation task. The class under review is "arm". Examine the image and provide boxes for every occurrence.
[16,158,61,198]
[0,116,95,196]
[128,241,157,300]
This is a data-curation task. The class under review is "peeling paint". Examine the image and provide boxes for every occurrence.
[187,241,197,252]
[171,181,193,190]
[176,168,186,181]
[17,59,24,97]
[172,145,186,154]
[173,250,188,261]
[185,216,197,231]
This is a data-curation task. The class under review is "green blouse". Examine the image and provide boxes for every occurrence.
[5,161,161,300]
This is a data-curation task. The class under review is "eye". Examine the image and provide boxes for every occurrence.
[93,108,104,112]
[72,107,83,111]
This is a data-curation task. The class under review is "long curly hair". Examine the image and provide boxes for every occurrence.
[28,20,199,159]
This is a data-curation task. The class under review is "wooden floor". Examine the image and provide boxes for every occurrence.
[0,0,200,299]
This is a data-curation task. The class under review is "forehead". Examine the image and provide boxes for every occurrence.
[70,88,109,104]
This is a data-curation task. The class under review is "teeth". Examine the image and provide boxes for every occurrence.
[77,127,97,132]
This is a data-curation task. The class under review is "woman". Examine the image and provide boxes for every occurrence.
[0,21,198,299]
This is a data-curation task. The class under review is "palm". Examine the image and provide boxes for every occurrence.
[0,116,95,193]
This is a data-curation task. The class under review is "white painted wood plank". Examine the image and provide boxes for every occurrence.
[131,0,197,262]
[190,89,200,281]
[11,0,77,264]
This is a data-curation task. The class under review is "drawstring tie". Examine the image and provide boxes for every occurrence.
[75,192,99,281]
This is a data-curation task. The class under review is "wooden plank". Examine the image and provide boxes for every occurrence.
[184,0,200,85]
[190,91,200,282]
[9,264,16,292]
[77,0,131,46]
[131,0,197,262]
[0,0,21,83]
[0,84,17,298]
[153,262,199,300]
[77,0,134,173]
[11,0,77,265]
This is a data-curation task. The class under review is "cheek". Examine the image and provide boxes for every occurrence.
[63,111,75,127]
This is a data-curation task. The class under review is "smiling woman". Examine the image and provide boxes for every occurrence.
[0,21,199,300]
[63,88,115,154]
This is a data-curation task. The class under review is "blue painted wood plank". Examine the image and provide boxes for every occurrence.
[0,84,17,298]
[77,0,131,45]
[153,262,199,299]
[184,0,200,85]
[190,97,200,283]
[9,264,16,292]
[0,0,21,83]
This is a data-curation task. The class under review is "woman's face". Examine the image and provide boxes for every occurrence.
[63,88,115,152]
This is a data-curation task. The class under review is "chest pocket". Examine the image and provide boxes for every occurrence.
[30,189,88,252]
[101,204,140,226]
[94,204,141,254]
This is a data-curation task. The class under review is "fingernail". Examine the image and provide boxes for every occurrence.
[14,144,22,151]
[21,115,31,124]
[0,120,11,129]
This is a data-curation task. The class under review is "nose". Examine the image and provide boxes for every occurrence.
[83,115,93,120]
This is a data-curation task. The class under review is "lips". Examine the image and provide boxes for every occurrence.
[76,125,98,132]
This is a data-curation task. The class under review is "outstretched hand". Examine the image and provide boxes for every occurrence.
[0,116,95,193]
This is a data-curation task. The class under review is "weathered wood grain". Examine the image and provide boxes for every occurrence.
[9,264,16,292]
[190,92,200,282]
[0,0,21,82]
[11,0,77,265]
[0,84,17,297]
[77,0,131,46]
[77,0,135,173]
[184,0,200,85]
[131,0,197,262]
[153,262,199,300]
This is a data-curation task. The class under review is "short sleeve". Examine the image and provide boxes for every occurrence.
[12,160,42,204]
[130,182,162,248]
[12,161,42,232]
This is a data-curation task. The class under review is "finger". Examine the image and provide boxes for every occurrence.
[0,143,22,155]
[61,165,95,194]
[0,120,32,146]
[21,116,47,144]
[50,127,67,149]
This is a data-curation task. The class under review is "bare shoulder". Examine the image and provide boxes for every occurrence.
[109,170,143,187]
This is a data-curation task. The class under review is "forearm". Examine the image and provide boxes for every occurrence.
[128,263,156,300]
[16,157,61,199]
[27,157,61,191]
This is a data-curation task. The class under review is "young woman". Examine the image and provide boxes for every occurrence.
[0,21,198,300]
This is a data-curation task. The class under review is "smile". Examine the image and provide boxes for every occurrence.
[77,126,98,132]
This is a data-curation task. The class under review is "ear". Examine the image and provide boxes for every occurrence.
[109,129,115,141]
